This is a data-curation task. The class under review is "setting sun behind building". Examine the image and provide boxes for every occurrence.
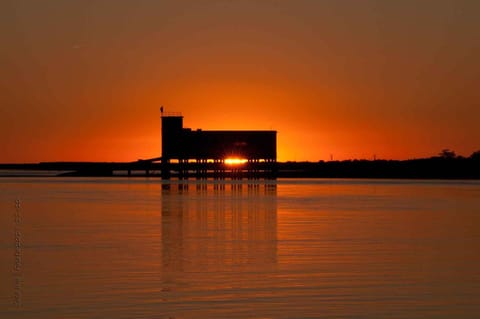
[224,158,248,166]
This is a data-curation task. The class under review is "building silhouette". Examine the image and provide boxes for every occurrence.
[160,112,277,179]
[161,113,277,163]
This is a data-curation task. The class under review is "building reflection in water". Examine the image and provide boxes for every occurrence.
[161,181,277,283]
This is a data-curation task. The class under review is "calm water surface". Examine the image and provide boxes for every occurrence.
[1,178,479,318]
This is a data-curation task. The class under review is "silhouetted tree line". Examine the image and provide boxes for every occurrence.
[278,149,480,179]
[437,149,480,160]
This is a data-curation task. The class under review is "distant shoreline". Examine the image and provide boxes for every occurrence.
[1,157,479,179]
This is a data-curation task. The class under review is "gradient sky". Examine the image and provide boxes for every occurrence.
[1,0,479,162]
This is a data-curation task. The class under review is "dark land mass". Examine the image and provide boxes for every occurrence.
[279,157,479,179]
[0,155,479,179]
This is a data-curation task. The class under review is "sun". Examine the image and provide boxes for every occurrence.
[224,158,248,165]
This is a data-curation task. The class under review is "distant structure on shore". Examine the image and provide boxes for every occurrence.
[160,109,277,179]
[161,111,276,163]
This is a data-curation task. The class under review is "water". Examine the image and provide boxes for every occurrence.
[1,178,479,318]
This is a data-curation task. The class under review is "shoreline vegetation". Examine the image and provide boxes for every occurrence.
[1,150,479,179]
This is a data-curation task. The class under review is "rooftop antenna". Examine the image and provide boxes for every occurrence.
[160,105,164,114]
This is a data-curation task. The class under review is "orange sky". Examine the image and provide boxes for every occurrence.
[1,0,479,162]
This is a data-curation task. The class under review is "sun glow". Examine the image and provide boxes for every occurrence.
[224,158,248,165]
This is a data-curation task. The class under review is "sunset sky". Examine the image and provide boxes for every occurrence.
[1,0,479,162]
